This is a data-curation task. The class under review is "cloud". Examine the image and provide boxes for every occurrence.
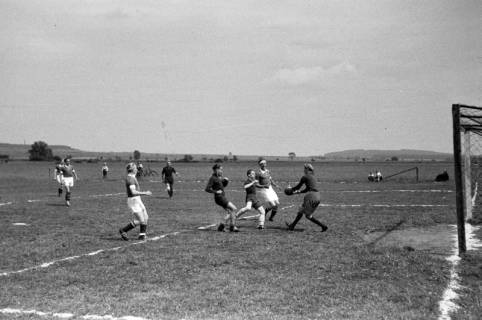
[268,61,357,86]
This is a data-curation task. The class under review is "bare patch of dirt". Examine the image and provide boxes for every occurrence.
[356,224,457,256]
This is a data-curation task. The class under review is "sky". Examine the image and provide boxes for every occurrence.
[0,0,481,157]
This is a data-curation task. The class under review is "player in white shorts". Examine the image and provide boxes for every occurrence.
[119,163,152,241]
[59,158,78,206]
[256,159,280,221]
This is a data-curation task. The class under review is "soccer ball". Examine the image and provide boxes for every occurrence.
[222,177,229,187]
[284,187,294,196]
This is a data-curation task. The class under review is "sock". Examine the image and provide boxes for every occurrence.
[269,206,278,221]
[265,207,272,216]
[139,224,147,236]
[121,222,136,233]
[308,217,328,231]
[65,192,71,201]
[58,188,63,196]
[288,213,303,230]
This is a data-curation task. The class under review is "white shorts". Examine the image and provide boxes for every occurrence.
[127,196,146,214]
[62,177,74,188]
[257,185,279,204]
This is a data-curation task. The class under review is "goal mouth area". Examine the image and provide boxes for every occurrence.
[452,104,482,253]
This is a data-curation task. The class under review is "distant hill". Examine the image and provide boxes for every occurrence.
[323,149,453,161]
[0,143,297,162]
[0,143,452,162]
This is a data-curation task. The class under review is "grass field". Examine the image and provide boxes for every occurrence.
[0,160,481,320]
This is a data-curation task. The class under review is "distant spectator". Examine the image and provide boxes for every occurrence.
[368,172,375,182]
[435,170,449,182]
[375,170,383,182]
[102,162,109,179]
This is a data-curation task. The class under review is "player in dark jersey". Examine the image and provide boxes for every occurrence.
[119,163,152,241]
[161,160,178,198]
[235,169,266,229]
[205,163,239,232]
[285,163,328,232]
[59,158,78,206]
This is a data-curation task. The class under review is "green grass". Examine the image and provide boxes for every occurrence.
[0,160,480,319]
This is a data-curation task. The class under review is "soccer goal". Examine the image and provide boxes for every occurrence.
[452,104,482,253]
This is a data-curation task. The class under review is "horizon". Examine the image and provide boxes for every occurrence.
[0,141,453,159]
[1,1,480,156]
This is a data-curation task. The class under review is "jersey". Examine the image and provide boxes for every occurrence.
[244,179,258,202]
[162,166,176,183]
[125,174,140,198]
[292,174,318,193]
[205,174,225,196]
[60,164,75,178]
[255,169,271,187]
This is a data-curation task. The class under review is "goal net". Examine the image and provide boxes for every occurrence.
[452,104,482,252]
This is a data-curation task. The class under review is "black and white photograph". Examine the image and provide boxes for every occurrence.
[1,1,481,319]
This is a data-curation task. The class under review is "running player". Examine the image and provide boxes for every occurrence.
[205,163,239,232]
[59,158,78,206]
[161,160,178,198]
[119,162,152,241]
[285,163,328,232]
[256,159,280,221]
[235,169,266,229]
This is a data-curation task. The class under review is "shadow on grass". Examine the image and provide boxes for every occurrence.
[45,203,68,207]
[367,219,406,246]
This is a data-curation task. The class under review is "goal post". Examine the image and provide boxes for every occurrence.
[452,104,482,254]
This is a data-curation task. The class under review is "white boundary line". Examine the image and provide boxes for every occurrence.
[437,224,482,320]
[0,231,180,277]
[0,189,452,207]
[0,308,149,320]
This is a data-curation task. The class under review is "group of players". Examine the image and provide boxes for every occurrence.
[55,158,328,240]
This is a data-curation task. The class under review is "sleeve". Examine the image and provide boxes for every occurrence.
[205,177,215,193]
[291,176,307,192]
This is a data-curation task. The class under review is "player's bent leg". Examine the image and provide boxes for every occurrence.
[307,215,328,232]
[257,207,266,229]
[236,202,253,219]
[268,205,278,221]
[286,209,304,231]
[119,221,137,241]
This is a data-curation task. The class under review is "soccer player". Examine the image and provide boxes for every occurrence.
[235,169,266,229]
[161,160,178,198]
[119,162,152,241]
[205,163,239,232]
[101,162,109,179]
[255,159,280,221]
[285,163,328,232]
[59,158,78,206]
[54,160,64,196]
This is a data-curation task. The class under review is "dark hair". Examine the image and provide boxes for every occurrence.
[246,169,254,176]
[212,163,222,170]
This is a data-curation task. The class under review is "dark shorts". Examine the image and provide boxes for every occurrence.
[246,194,262,210]
[301,192,321,216]
[214,194,230,209]
[164,178,174,185]
[102,170,108,177]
